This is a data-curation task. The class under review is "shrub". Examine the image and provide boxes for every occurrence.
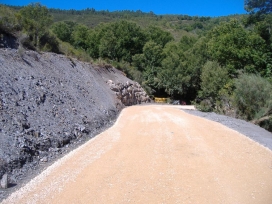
[197,61,231,113]
[259,117,272,132]
[40,32,60,53]
[0,5,20,33]
[196,99,213,112]
[199,61,229,101]
[233,74,272,120]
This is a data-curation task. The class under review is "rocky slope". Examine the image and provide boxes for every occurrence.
[0,48,151,191]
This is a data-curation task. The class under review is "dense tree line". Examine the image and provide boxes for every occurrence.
[0,2,272,131]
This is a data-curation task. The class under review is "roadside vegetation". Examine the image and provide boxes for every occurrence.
[0,1,272,131]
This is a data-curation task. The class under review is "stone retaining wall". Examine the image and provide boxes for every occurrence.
[107,80,151,106]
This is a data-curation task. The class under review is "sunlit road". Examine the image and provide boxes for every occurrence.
[3,105,272,204]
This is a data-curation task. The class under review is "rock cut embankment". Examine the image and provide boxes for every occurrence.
[0,48,150,190]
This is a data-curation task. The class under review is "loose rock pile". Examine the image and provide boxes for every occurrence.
[107,80,151,106]
[0,48,151,198]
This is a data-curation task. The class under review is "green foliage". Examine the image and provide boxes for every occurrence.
[245,0,272,14]
[233,74,272,120]
[207,19,268,76]
[197,61,233,114]
[259,117,272,132]
[142,41,165,69]
[132,41,168,95]
[18,3,53,49]
[39,31,60,53]
[86,29,101,59]
[98,29,118,60]
[250,14,272,45]
[89,21,146,62]
[51,21,75,43]
[159,42,189,96]
[58,40,91,62]
[196,99,213,112]
[181,37,209,100]
[179,35,197,52]
[2,3,272,133]
[199,61,230,101]
[71,24,89,50]
[0,5,20,32]
[112,61,145,85]
[144,26,174,47]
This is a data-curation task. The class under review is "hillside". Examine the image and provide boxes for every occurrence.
[0,47,150,199]
[6,4,243,41]
[0,2,272,200]
[1,4,271,130]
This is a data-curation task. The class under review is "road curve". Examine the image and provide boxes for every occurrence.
[3,105,272,204]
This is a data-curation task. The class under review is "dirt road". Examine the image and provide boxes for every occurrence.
[3,105,272,204]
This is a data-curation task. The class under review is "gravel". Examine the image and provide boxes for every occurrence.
[183,109,272,151]
[0,48,145,201]
[1,46,271,201]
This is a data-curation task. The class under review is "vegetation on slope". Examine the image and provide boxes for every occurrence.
[1,1,272,131]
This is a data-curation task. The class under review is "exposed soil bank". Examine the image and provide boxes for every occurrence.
[0,48,150,201]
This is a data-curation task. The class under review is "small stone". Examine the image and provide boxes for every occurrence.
[33,131,40,137]
[1,174,8,189]
[78,125,85,132]
[40,157,48,162]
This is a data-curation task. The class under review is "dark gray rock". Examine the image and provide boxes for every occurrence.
[0,33,18,49]
[0,48,151,201]
[40,157,48,162]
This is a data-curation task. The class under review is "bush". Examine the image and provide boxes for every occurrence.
[0,5,20,33]
[259,117,272,132]
[197,61,232,113]
[199,61,229,101]
[196,99,213,112]
[233,74,272,120]
[40,32,60,53]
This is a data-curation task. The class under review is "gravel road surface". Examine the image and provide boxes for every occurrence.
[183,109,272,151]
[2,105,272,204]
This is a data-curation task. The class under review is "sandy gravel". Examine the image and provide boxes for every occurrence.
[183,109,272,151]
[2,105,272,204]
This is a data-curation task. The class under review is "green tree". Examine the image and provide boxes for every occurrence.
[0,5,20,32]
[51,21,73,42]
[99,30,119,60]
[87,29,101,59]
[18,3,53,49]
[90,21,146,62]
[159,42,189,97]
[245,0,272,13]
[253,14,272,44]
[179,35,197,52]
[182,36,209,100]
[133,41,165,88]
[71,24,89,50]
[144,26,174,48]
[134,41,164,70]
[199,61,229,101]
[207,19,268,76]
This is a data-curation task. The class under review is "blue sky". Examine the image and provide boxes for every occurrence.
[1,0,247,17]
